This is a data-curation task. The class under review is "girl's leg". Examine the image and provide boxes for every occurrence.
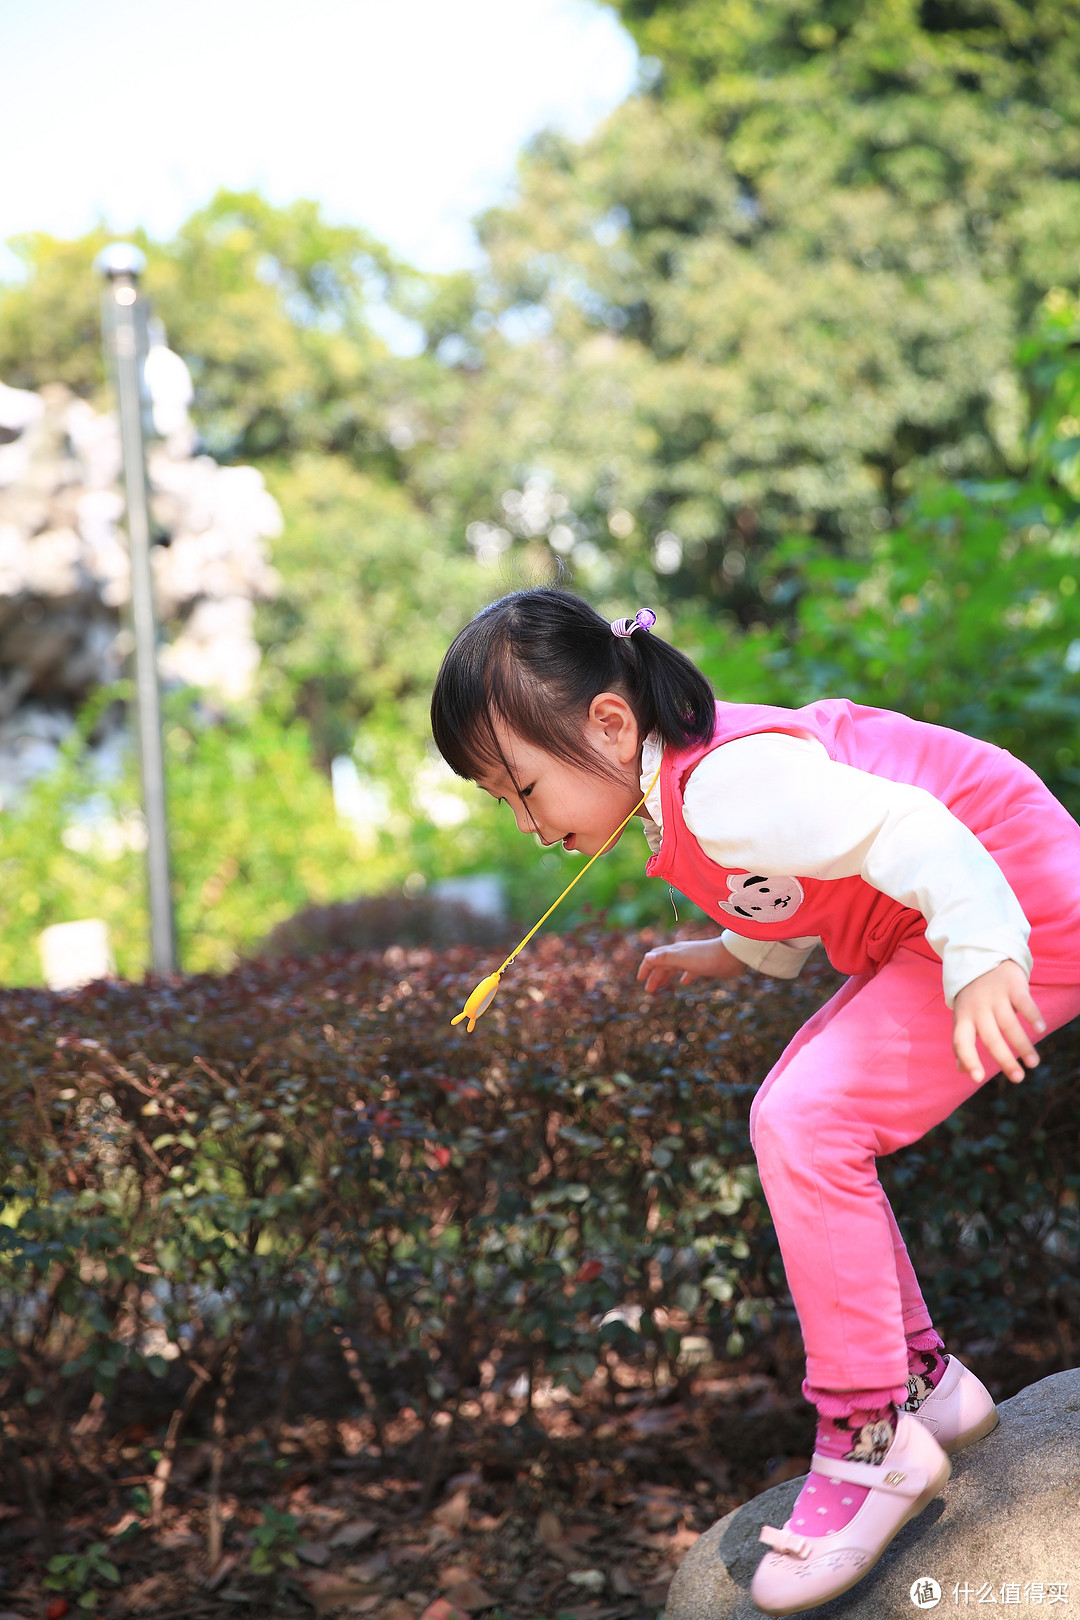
[749,961,936,1386]
[747,951,1080,1545]
[882,1200,936,1338]
[750,950,1080,1396]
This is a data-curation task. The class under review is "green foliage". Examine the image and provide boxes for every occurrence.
[679,288,1080,817]
[405,0,1080,629]
[0,227,116,397]
[0,192,416,462]
[260,454,482,765]
[6,13,1080,979]
[249,1506,301,1577]
[145,192,406,464]
[43,1542,120,1611]
[0,691,367,980]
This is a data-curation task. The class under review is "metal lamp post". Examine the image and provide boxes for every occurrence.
[95,243,177,974]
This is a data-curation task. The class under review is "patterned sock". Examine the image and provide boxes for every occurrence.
[902,1327,950,1412]
[788,1405,899,1539]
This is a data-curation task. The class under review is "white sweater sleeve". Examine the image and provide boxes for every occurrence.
[640,737,818,979]
[718,931,821,978]
[677,732,1033,1006]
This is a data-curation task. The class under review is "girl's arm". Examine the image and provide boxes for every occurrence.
[681,733,1042,1082]
[637,935,749,992]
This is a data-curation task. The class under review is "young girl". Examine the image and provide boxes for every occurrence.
[430,587,1080,1613]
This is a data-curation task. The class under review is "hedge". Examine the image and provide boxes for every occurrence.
[1,929,1078,1506]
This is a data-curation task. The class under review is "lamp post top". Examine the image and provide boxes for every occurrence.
[94,242,148,280]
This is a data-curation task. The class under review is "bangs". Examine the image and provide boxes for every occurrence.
[430,602,624,786]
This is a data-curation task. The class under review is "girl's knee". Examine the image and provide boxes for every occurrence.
[751,1084,814,1164]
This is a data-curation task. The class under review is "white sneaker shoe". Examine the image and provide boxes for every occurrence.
[905,1353,999,1452]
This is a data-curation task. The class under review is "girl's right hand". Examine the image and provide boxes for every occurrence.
[637,937,748,993]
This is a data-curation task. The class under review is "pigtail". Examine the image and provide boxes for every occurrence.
[612,627,716,752]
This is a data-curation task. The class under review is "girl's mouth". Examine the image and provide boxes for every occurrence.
[562,835,575,851]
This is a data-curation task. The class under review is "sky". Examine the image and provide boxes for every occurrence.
[0,0,639,274]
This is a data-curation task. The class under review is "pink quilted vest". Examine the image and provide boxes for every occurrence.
[645,699,1080,981]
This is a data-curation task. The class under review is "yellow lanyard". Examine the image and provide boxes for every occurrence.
[451,756,664,1032]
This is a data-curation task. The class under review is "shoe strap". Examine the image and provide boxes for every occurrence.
[810,1451,928,1497]
[759,1524,813,1559]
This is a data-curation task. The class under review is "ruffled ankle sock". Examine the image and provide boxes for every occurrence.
[788,1404,899,1539]
[902,1327,950,1412]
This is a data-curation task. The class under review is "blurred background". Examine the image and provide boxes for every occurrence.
[4,0,1080,984]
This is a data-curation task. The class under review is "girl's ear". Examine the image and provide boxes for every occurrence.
[587,691,640,765]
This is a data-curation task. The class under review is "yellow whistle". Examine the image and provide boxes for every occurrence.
[450,970,503,1033]
[449,759,662,1032]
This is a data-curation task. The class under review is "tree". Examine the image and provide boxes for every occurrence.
[406,0,1080,625]
[682,287,1080,816]
[260,455,483,767]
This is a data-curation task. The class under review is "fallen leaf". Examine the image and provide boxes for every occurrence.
[437,1566,477,1589]
[345,1552,390,1582]
[563,1523,597,1545]
[468,1511,506,1531]
[610,1565,638,1596]
[301,1573,374,1615]
[391,1544,429,1566]
[330,1517,380,1550]
[432,1489,470,1531]
[380,1604,415,1620]
[158,1526,201,1550]
[297,1540,332,1566]
[345,1598,380,1615]
[443,1579,496,1612]
[420,1601,470,1620]
[536,1508,562,1548]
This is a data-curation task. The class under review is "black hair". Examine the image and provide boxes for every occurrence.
[430,588,715,784]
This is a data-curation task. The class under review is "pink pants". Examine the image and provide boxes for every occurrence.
[747,947,1080,1402]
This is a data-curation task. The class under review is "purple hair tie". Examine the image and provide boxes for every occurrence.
[610,607,657,639]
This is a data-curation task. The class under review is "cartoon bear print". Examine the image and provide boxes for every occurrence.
[717,873,804,922]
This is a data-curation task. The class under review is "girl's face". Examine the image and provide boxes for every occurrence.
[475,693,645,858]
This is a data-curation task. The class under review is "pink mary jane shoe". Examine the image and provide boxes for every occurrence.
[908,1353,999,1452]
[750,1411,951,1616]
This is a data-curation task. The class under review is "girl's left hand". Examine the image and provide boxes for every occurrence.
[952,960,1046,1085]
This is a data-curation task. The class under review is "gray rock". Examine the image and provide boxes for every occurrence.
[667,1369,1080,1619]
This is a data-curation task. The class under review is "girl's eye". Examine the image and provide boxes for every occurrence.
[521,785,534,799]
